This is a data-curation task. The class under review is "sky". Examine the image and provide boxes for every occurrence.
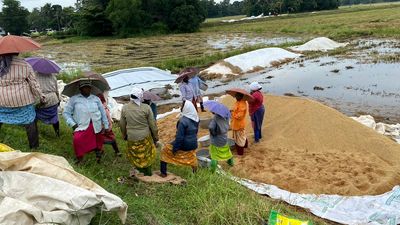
[1,0,239,12]
[2,0,77,11]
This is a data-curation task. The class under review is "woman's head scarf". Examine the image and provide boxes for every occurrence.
[181,100,199,122]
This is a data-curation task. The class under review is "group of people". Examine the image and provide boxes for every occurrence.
[0,52,265,178]
[0,53,60,149]
[112,70,266,177]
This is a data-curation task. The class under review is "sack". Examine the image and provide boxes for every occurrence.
[199,79,208,91]
[0,143,14,152]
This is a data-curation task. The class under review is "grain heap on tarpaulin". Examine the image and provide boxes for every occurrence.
[158,95,400,196]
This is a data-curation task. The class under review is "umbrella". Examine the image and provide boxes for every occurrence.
[226,88,254,102]
[0,35,41,54]
[62,78,109,97]
[83,71,110,91]
[174,67,200,83]
[180,67,199,78]
[203,100,231,119]
[143,91,161,101]
[174,71,191,83]
[25,57,61,74]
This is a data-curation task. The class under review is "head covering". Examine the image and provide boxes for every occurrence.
[0,55,13,77]
[130,87,143,106]
[250,82,262,91]
[181,100,199,122]
[79,80,92,88]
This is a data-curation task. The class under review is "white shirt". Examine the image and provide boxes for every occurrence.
[63,94,109,133]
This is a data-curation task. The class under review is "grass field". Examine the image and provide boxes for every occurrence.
[202,3,400,39]
[0,120,332,224]
[36,2,400,77]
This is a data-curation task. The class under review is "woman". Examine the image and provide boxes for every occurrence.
[179,77,196,110]
[209,112,233,173]
[248,82,265,143]
[189,74,205,112]
[98,94,121,157]
[231,93,248,155]
[160,100,199,177]
[0,53,45,149]
[63,81,109,164]
[35,72,60,137]
[120,88,158,176]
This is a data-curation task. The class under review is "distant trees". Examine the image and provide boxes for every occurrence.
[243,0,340,15]
[27,4,77,32]
[76,0,113,36]
[202,0,245,18]
[0,0,29,35]
[83,0,206,36]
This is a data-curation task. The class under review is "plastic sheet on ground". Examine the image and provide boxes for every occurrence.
[235,177,400,225]
[103,67,177,98]
[290,37,349,52]
[0,150,128,225]
[352,115,400,144]
[196,155,400,225]
[201,48,301,77]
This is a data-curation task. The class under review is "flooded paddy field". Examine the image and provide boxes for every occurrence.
[37,33,301,72]
[197,39,400,122]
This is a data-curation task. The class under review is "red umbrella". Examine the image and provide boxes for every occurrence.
[226,88,254,101]
[174,67,200,83]
[0,35,41,54]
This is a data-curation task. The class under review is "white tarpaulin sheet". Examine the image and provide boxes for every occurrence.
[196,155,400,225]
[0,151,128,225]
[236,178,400,225]
[290,37,349,52]
[351,115,400,144]
[103,67,177,97]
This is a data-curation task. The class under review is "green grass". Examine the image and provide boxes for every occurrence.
[202,3,400,40]
[58,69,85,83]
[0,120,332,225]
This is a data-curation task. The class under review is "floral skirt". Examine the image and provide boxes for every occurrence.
[161,144,197,167]
[126,135,156,169]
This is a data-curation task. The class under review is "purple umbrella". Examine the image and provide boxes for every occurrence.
[203,100,231,119]
[25,57,61,74]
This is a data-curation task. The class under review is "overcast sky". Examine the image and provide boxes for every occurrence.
[1,0,239,11]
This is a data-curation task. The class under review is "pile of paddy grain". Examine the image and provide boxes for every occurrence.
[158,95,400,196]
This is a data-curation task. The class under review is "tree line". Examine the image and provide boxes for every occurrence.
[1,0,399,37]
[243,0,341,16]
[0,0,207,36]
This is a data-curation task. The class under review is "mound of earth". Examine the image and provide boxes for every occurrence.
[158,95,400,196]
